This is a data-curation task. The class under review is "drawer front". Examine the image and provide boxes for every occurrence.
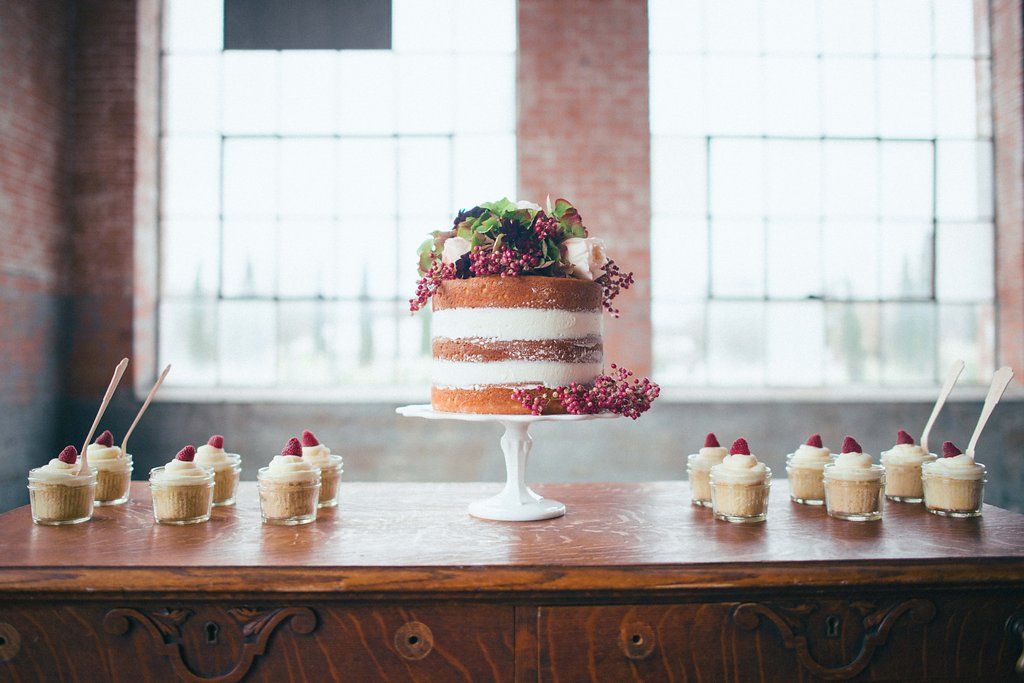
[536,595,1024,681]
[0,602,514,682]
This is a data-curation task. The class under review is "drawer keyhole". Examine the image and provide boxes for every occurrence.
[204,622,219,645]
[824,615,841,638]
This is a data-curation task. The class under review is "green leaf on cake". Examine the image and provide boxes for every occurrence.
[480,197,517,216]
[551,198,573,220]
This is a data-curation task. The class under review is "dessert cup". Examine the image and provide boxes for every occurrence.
[28,468,97,526]
[882,460,933,503]
[922,465,986,518]
[209,456,242,506]
[686,456,713,507]
[786,461,826,505]
[94,455,133,506]
[149,466,215,525]
[258,468,321,525]
[824,465,885,521]
[710,470,771,523]
[316,455,343,508]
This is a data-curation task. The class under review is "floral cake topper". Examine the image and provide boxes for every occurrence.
[410,197,634,315]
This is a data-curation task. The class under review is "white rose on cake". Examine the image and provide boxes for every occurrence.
[441,236,472,264]
[560,237,607,281]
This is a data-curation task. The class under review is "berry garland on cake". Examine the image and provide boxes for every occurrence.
[411,198,659,419]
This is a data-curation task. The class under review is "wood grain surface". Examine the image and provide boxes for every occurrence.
[0,482,1023,596]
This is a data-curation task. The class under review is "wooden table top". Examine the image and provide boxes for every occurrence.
[1,482,1022,596]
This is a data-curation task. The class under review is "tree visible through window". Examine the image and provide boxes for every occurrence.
[649,0,995,387]
[158,0,516,390]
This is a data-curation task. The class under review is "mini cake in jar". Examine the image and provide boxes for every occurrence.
[710,438,771,523]
[922,441,986,517]
[88,429,132,506]
[258,438,321,525]
[785,433,832,505]
[195,435,242,506]
[823,436,885,521]
[686,433,727,507]
[301,430,343,508]
[880,429,935,503]
[28,446,96,525]
[149,445,215,525]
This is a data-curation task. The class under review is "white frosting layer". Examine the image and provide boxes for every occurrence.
[87,443,130,470]
[688,446,728,471]
[29,460,94,486]
[788,444,832,467]
[432,360,602,389]
[923,455,986,480]
[880,443,935,465]
[151,459,213,485]
[302,444,339,469]
[261,455,319,484]
[195,445,240,470]
[825,452,883,481]
[711,453,769,485]
[432,308,602,342]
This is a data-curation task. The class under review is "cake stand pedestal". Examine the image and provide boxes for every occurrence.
[396,404,618,521]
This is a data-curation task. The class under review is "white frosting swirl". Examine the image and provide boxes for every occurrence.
[924,454,986,480]
[880,443,935,466]
[195,444,240,470]
[261,455,319,484]
[151,458,213,485]
[825,452,883,481]
[788,444,832,467]
[687,446,727,471]
[711,453,769,485]
[30,460,95,485]
[301,444,336,468]
[86,443,130,470]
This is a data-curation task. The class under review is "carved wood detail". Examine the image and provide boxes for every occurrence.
[103,606,316,683]
[732,599,936,680]
[0,622,20,663]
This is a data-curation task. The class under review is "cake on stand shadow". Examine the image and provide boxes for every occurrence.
[397,404,618,521]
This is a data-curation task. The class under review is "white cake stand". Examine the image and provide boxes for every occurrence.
[396,404,618,521]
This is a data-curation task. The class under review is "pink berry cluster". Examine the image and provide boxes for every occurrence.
[596,260,635,317]
[468,245,542,277]
[409,260,456,312]
[532,214,560,241]
[511,364,660,420]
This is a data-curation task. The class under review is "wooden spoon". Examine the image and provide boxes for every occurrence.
[920,359,965,454]
[121,364,171,456]
[966,366,1015,456]
[79,358,129,474]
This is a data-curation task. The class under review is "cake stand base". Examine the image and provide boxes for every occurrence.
[396,404,617,521]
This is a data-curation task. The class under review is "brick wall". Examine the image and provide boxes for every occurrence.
[517,0,652,374]
[0,1,73,509]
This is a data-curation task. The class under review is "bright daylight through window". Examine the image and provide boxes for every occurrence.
[158,0,516,392]
[650,0,995,388]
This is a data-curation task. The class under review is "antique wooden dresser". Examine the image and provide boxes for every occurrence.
[0,481,1022,681]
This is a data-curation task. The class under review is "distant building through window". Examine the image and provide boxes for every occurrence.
[649,0,996,387]
[159,0,517,391]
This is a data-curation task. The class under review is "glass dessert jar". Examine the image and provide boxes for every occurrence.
[785,433,832,505]
[28,446,96,526]
[195,436,242,506]
[88,430,132,506]
[922,442,986,517]
[686,433,727,507]
[259,438,321,525]
[823,438,884,521]
[709,438,771,523]
[149,446,215,525]
[300,430,343,508]
[879,430,935,503]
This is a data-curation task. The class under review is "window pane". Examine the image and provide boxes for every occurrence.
[878,58,933,137]
[392,0,454,52]
[653,301,707,385]
[397,54,454,134]
[163,0,222,53]
[455,54,515,134]
[710,220,765,298]
[705,0,759,53]
[650,55,704,136]
[651,218,707,302]
[278,301,337,386]
[823,221,880,299]
[939,304,995,383]
[649,0,702,53]
[276,220,335,298]
[934,0,977,56]
[398,138,452,217]
[880,141,933,220]
[935,57,981,138]
[222,219,276,297]
[707,301,766,385]
[222,51,279,134]
[764,57,819,136]
[159,299,218,386]
[163,55,220,133]
[879,222,932,299]
[766,220,821,299]
[710,138,764,218]
[279,52,336,135]
[337,51,396,134]
[162,220,219,297]
[162,135,220,218]
[338,138,397,213]
[936,140,993,221]
[706,56,763,135]
[452,135,516,210]
[652,136,707,218]
[825,302,881,385]
[821,57,877,136]
[878,0,932,56]
[338,218,398,300]
[223,138,277,218]
[766,301,824,386]
[821,0,875,56]
[766,139,820,219]
[763,0,817,54]
[881,302,936,384]
[218,300,277,386]
[454,0,516,54]
[936,222,995,302]
[823,140,878,220]
[279,139,336,218]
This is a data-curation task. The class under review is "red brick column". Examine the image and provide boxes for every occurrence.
[991,0,1024,383]
[517,0,652,375]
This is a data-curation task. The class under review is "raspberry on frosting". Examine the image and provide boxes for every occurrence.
[896,429,915,445]
[95,430,114,447]
[281,437,302,456]
[207,435,224,449]
[704,432,720,448]
[942,441,963,458]
[729,438,750,456]
[841,436,862,454]
[805,433,823,448]
[301,430,319,447]
[58,445,78,464]
[175,445,196,462]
